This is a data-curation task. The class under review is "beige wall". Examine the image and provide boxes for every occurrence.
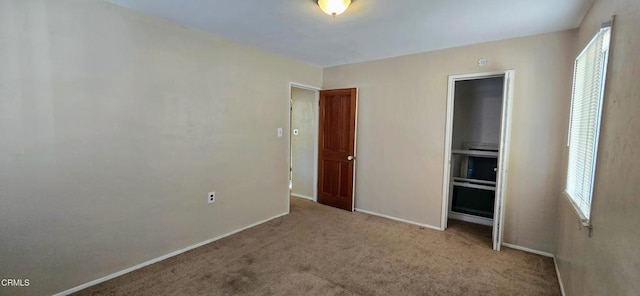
[0,0,321,295]
[555,0,640,295]
[323,30,576,253]
[5,1,634,295]
[291,87,317,198]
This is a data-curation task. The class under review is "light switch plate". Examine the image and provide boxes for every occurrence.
[277,128,283,137]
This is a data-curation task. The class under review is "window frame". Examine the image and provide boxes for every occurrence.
[564,24,612,227]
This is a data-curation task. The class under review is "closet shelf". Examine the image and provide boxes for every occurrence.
[452,177,497,186]
[452,181,496,191]
[451,149,498,157]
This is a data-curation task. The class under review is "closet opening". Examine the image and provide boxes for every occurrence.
[441,71,515,251]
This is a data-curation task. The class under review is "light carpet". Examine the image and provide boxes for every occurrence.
[77,197,560,295]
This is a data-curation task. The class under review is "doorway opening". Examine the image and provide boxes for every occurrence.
[441,71,514,251]
[289,84,320,203]
[288,83,359,213]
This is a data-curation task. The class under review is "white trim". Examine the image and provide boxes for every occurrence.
[554,257,566,296]
[351,88,359,212]
[288,84,292,213]
[440,75,456,230]
[500,243,565,295]
[493,70,515,251]
[289,82,322,92]
[291,193,314,201]
[288,84,293,213]
[501,243,553,258]
[500,242,565,295]
[501,242,565,294]
[355,208,442,231]
[53,212,289,296]
[313,90,320,202]
[448,71,507,81]
[449,212,493,226]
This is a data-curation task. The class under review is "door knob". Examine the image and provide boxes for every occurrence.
[347,155,355,161]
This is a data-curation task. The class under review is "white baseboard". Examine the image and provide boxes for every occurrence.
[553,256,566,296]
[53,212,289,296]
[355,208,442,231]
[501,243,553,258]
[501,243,564,294]
[291,193,314,201]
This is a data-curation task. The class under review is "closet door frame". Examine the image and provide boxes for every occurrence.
[440,70,515,251]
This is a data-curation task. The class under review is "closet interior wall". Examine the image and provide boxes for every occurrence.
[452,78,504,150]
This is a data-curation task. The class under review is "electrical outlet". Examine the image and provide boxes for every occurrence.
[208,192,215,204]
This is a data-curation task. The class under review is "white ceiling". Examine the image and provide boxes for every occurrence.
[105,0,594,67]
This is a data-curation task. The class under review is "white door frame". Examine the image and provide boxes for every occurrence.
[288,82,321,206]
[352,88,359,212]
[440,70,515,251]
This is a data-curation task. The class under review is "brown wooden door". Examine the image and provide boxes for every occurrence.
[318,88,357,211]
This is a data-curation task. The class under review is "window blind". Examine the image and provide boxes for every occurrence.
[565,25,611,223]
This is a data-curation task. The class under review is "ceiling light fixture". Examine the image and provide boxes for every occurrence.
[317,0,352,17]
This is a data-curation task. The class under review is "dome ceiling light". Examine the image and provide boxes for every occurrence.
[317,0,352,17]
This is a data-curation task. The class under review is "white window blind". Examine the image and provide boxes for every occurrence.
[565,25,611,223]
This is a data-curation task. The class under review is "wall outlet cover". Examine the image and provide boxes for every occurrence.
[208,192,215,203]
